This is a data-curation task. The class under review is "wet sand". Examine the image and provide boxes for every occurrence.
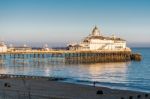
[0,77,149,99]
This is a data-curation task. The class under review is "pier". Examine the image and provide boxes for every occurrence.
[0,26,142,64]
[0,50,140,64]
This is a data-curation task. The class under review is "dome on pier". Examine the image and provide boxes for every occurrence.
[91,26,101,36]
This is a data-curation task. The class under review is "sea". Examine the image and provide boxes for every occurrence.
[0,48,150,93]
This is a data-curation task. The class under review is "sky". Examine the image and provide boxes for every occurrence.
[0,0,150,47]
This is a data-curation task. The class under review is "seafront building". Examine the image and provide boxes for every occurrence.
[0,41,7,52]
[68,26,130,51]
[8,44,32,52]
[8,44,50,52]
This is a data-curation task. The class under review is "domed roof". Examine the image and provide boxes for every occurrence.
[91,26,100,36]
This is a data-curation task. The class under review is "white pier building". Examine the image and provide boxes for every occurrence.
[0,42,7,52]
[68,26,130,51]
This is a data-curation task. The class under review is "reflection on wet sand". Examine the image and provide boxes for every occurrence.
[0,66,6,74]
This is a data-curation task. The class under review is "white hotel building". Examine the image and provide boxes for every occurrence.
[68,26,130,51]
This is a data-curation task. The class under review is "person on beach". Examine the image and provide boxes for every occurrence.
[93,81,96,87]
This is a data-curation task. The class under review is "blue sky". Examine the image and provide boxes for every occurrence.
[0,0,150,47]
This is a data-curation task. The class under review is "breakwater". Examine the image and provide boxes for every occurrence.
[0,50,141,64]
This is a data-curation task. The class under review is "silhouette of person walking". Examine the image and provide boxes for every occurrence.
[93,81,96,87]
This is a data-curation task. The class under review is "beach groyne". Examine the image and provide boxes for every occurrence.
[0,50,141,64]
[0,74,66,81]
